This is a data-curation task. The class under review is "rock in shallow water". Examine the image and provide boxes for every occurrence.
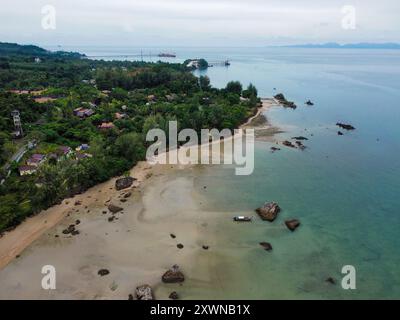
[259,242,273,251]
[256,202,281,222]
[285,219,301,231]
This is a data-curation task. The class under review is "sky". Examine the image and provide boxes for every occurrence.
[0,0,399,47]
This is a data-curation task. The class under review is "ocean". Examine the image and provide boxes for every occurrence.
[48,46,400,299]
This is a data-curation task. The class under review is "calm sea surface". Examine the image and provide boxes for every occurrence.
[49,46,400,299]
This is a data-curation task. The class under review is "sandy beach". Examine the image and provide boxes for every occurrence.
[0,99,279,299]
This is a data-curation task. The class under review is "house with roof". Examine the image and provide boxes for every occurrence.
[98,122,115,130]
[34,97,56,103]
[75,144,90,152]
[26,154,46,167]
[73,107,95,118]
[56,146,73,159]
[75,153,92,161]
[19,165,37,176]
[115,112,128,120]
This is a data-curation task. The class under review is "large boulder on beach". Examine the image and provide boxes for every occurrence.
[135,285,154,300]
[162,265,185,283]
[256,202,281,222]
[285,219,301,232]
[108,204,123,214]
[115,176,136,191]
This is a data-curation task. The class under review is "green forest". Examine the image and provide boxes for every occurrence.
[0,42,260,233]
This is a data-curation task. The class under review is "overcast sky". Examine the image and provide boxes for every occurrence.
[0,0,399,47]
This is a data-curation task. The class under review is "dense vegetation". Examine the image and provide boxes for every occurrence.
[0,42,260,232]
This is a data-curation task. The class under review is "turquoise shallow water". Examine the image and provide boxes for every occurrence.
[192,47,400,299]
[52,46,400,299]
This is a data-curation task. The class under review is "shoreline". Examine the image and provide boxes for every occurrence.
[0,98,278,275]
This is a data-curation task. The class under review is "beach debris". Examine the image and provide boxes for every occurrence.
[108,204,123,214]
[115,176,136,191]
[136,285,154,300]
[62,224,77,235]
[233,216,252,222]
[98,269,110,276]
[202,245,209,250]
[305,100,314,106]
[74,200,82,206]
[259,242,273,251]
[282,140,296,148]
[169,292,179,300]
[292,136,309,141]
[256,202,281,222]
[326,277,336,285]
[162,265,185,283]
[338,131,344,136]
[270,147,281,152]
[285,219,301,232]
[177,243,184,249]
[75,219,81,225]
[336,123,356,130]
[274,93,297,109]
[123,192,132,199]
[102,210,107,214]
[170,233,176,239]
[108,216,115,222]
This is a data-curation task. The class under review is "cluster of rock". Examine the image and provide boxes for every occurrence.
[62,220,80,236]
[255,201,301,251]
[280,138,308,150]
[255,202,300,231]
[282,140,296,148]
[274,93,297,109]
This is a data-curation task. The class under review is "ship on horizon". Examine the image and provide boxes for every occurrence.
[158,52,176,58]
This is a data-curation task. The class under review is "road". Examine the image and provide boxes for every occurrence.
[1,142,33,184]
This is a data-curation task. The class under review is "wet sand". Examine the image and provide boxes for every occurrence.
[0,99,279,299]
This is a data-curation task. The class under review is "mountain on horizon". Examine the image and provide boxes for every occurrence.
[281,42,400,49]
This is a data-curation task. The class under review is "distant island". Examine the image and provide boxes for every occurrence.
[280,42,400,49]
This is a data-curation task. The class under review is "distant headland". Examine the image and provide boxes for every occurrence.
[280,42,400,49]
